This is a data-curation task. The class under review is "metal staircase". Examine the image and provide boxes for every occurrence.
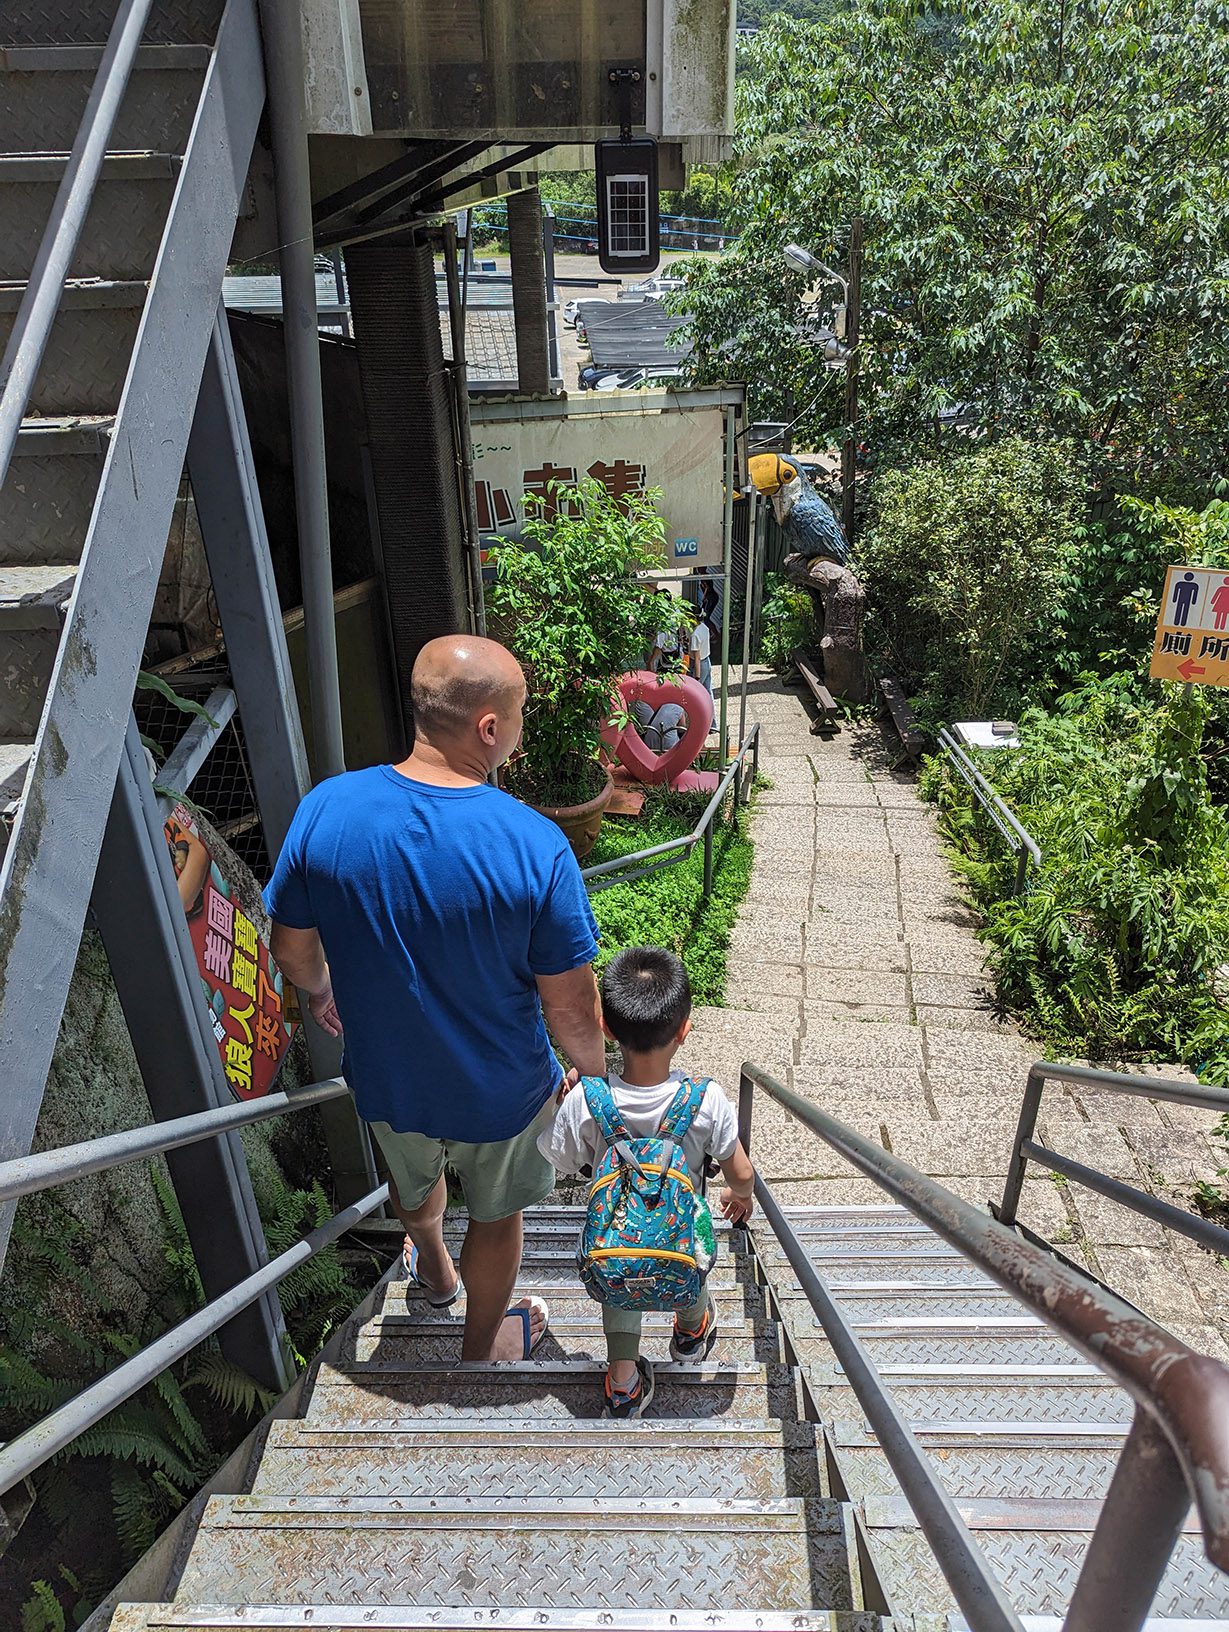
[0,0,264,1260]
[104,1199,1229,1632]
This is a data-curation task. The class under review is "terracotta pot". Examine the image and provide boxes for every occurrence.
[531,766,614,861]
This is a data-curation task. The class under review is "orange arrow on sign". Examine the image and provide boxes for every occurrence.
[1177,658,1208,680]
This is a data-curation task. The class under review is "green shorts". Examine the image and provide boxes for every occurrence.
[369,1096,557,1223]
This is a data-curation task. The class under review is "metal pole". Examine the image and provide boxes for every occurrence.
[0,0,155,489]
[542,202,560,385]
[739,488,756,753]
[737,1069,754,1158]
[441,221,487,636]
[255,0,345,780]
[1063,1409,1191,1632]
[998,1067,1044,1226]
[1014,844,1029,897]
[703,824,714,899]
[841,216,862,544]
[718,403,736,758]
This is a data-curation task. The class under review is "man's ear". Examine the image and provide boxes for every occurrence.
[477,708,499,745]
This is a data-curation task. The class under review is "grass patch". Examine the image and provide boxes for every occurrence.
[587,787,754,1007]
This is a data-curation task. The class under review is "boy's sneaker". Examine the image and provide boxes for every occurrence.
[603,1358,655,1419]
[670,1302,718,1363]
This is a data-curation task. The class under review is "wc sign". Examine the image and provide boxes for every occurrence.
[1150,563,1229,687]
[674,537,699,557]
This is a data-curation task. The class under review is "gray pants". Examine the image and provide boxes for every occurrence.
[602,1284,712,1362]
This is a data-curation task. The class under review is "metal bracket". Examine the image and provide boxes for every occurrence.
[608,67,642,143]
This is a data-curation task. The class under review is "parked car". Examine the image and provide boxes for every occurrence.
[621,275,686,301]
[576,363,683,392]
[562,298,581,328]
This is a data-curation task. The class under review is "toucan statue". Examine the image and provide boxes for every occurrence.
[748,453,850,568]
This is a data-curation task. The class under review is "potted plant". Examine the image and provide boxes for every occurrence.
[487,477,684,857]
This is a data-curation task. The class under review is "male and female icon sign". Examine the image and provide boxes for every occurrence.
[1170,570,1229,631]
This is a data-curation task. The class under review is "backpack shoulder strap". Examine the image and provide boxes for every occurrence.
[658,1076,708,1142]
[582,1075,629,1148]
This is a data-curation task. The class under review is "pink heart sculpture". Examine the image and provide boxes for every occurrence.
[601,670,714,787]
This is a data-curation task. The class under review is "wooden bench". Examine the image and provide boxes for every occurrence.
[791,649,839,735]
[878,673,927,759]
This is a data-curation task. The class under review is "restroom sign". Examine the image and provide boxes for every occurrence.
[1150,564,1229,687]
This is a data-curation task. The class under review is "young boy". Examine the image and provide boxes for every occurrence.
[538,946,757,1418]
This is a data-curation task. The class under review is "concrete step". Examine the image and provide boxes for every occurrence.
[0,280,144,415]
[349,1313,776,1365]
[253,1417,826,1501]
[0,564,77,737]
[172,1495,859,1613]
[0,418,110,565]
[0,739,33,811]
[304,1360,806,1426]
[0,43,208,151]
[0,152,178,281]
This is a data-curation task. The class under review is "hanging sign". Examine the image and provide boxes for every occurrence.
[164,803,296,1099]
[1150,564,1229,687]
[469,392,737,568]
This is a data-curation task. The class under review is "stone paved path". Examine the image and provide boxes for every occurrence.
[688,667,1229,1360]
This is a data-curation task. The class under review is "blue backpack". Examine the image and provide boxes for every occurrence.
[576,1075,718,1312]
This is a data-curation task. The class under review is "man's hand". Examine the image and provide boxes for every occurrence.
[720,1186,754,1225]
[309,982,343,1038]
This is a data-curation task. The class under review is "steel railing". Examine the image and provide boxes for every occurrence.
[999,1060,1229,1258]
[936,728,1039,896]
[0,1076,383,1497]
[738,1061,1229,1632]
[580,723,759,897]
[0,0,156,488]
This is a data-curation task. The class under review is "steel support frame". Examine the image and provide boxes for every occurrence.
[0,0,266,1274]
[93,717,293,1391]
[187,310,377,1207]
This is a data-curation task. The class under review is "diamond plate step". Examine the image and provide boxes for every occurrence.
[864,1503,1229,1620]
[305,1360,805,1425]
[0,280,144,414]
[174,1495,857,1612]
[831,1437,1123,1501]
[253,1418,826,1500]
[110,1610,890,1632]
[818,1376,1134,1426]
[0,564,78,736]
[1,418,110,565]
[349,1314,776,1365]
[376,1283,770,1325]
[758,1236,966,1263]
[774,1289,1029,1323]
[791,1332,1086,1372]
[0,44,209,150]
[0,0,224,47]
[0,152,178,281]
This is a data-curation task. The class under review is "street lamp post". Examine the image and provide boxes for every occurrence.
[782,221,864,541]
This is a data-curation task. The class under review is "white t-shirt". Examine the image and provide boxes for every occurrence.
[689,621,711,664]
[539,1069,738,1181]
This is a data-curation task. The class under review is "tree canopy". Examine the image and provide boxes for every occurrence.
[679,0,1229,497]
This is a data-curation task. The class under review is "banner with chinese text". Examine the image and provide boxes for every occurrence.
[469,400,728,567]
[165,803,295,1099]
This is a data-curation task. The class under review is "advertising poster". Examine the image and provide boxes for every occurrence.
[469,399,729,567]
[164,803,295,1100]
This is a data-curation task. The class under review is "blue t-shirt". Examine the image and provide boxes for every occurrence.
[264,766,600,1142]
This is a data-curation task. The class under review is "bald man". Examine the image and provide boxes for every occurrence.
[266,636,604,1362]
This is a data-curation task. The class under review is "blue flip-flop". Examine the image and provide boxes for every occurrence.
[403,1240,462,1308]
[505,1295,550,1358]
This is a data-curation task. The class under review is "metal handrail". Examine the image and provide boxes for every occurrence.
[581,723,760,896]
[999,1060,1229,1258]
[739,1061,1229,1632]
[0,0,156,489]
[0,1182,388,1496]
[936,728,1039,896]
[0,1077,349,1204]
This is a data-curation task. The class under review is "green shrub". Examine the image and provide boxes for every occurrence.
[758,573,819,671]
[857,437,1082,722]
[925,675,1229,1078]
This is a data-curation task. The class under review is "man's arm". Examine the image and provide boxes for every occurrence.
[536,962,605,1078]
[269,922,343,1037]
